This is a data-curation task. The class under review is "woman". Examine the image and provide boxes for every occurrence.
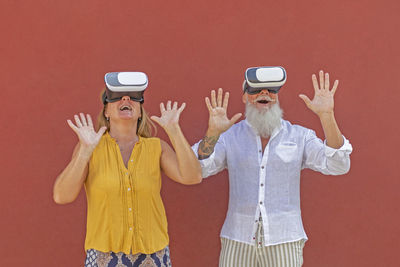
[53,72,202,267]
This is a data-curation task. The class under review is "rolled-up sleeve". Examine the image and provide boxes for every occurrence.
[191,137,227,178]
[302,130,353,175]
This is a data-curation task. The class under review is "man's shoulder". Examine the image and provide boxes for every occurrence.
[221,119,250,139]
[229,119,251,133]
[281,119,311,135]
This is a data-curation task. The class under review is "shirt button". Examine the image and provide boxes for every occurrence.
[261,166,264,169]
[253,237,255,240]
[255,220,258,223]
[129,227,133,231]
[129,208,132,211]
[128,188,131,191]
[130,159,133,162]
[259,150,262,153]
[126,172,129,175]
[260,183,264,187]
[260,201,263,205]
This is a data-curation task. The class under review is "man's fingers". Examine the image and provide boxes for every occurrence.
[229,113,242,125]
[172,101,178,110]
[217,88,223,107]
[299,94,312,107]
[80,113,87,126]
[223,92,230,110]
[325,73,329,90]
[331,80,339,94]
[205,97,212,112]
[166,100,172,110]
[74,115,83,127]
[312,74,319,92]
[319,70,324,89]
[211,90,217,107]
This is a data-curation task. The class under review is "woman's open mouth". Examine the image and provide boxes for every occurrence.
[119,105,132,111]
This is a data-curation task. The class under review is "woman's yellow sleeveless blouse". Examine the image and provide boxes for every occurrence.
[84,132,168,254]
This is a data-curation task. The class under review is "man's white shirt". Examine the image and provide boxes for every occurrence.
[192,119,352,246]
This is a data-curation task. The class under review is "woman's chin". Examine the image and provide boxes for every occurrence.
[114,115,137,121]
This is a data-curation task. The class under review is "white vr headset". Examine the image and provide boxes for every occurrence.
[103,72,148,104]
[243,66,286,94]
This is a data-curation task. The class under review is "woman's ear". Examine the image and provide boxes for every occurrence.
[104,105,109,118]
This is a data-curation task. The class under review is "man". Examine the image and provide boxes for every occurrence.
[192,67,352,267]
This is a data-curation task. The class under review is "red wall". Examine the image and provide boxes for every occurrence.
[1,0,399,266]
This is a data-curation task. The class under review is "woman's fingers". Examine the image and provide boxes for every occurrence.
[166,100,172,110]
[331,80,339,94]
[160,103,166,113]
[178,102,186,112]
[97,126,107,136]
[80,113,87,126]
[324,73,329,90]
[67,119,79,133]
[74,115,83,127]
[172,101,178,110]
[87,114,94,128]
[150,115,161,126]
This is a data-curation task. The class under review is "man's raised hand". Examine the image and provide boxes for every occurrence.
[205,88,242,136]
[299,70,338,117]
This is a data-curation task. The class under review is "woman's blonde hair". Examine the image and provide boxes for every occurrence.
[97,90,156,138]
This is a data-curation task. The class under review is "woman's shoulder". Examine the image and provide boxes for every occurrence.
[139,137,163,155]
[140,136,160,141]
[139,136,161,146]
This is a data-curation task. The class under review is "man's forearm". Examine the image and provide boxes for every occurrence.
[198,131,220,160]
[319,112,343,149]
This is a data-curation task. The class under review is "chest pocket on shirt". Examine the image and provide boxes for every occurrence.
[275,142,298,163]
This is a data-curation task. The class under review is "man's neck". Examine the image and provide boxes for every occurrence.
[261,137,270,151]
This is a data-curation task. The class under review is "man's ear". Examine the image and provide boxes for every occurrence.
[242,93,248,104]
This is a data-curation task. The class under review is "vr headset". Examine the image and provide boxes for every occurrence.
[102,72,148,104]
[243,66,286,94]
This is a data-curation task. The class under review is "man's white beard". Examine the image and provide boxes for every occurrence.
[245,101,283,138]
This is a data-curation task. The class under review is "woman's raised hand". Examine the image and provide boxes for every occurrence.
[151,101,185,133]
[67,113,107,151]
